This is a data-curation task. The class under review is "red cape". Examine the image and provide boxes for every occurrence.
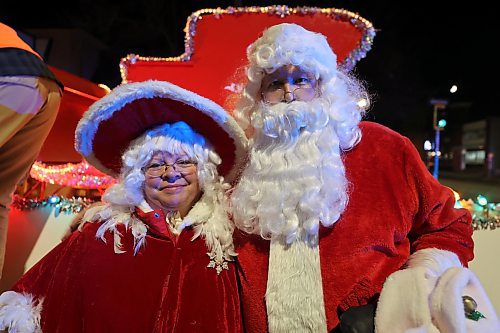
[12,209,242,333]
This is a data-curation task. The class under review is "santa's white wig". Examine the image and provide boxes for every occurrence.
[231,23,369,243]
[104,121,223,207]
[234,23,368,148]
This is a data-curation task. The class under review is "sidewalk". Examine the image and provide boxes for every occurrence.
[437,170,500,185]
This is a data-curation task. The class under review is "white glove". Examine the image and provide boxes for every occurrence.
[430,266,499,333]
[376,248,499,333]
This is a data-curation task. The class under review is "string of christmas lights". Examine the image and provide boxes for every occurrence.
[30,160,116,189]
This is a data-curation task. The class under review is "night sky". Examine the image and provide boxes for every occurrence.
[2,0,496,138]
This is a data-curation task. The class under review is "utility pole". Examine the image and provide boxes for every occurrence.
[430,99,448,179]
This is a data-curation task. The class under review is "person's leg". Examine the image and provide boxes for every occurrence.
[0,76,61,279]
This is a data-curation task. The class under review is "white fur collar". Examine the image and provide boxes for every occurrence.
[80,193,235,267]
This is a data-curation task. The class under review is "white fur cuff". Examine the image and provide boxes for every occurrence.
[375,266,440,333]
[0,291,42,333]
[406,248,462,277]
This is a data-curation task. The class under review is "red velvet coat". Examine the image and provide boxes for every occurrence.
[234,121,474,332]
[12,208,242,333]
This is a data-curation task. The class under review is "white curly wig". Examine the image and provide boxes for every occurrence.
[83,121,235,262]
[103,121,223,207]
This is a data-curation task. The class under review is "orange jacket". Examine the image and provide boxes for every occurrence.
[0,22,42,59]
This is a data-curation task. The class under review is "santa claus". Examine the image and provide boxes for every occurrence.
[230,23,499,333]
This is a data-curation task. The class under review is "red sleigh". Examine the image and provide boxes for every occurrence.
[119,5,375,111]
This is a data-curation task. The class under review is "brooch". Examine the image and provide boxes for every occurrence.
[207,253,229,275]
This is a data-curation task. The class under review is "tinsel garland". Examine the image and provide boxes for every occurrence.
[472,215,500,231]
[11,194,499,231]
[459,199,500,231]
[11,195,97,217]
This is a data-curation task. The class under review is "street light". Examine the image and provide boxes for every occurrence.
[423,140,432,151]
[430,98,448,179]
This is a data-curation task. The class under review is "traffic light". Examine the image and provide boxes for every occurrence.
[436,108,447,129]
[432,102,448,131]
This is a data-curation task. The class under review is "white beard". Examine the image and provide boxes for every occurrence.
[230,97,349,244]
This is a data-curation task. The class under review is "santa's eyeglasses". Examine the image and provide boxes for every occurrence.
[261,77,319,104]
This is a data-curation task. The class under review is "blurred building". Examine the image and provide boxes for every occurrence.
[425,116,500,178]
[461,117,500,177]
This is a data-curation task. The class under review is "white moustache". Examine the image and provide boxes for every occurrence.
[252,99,330,142]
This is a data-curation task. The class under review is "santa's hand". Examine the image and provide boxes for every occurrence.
[339,303,375,333]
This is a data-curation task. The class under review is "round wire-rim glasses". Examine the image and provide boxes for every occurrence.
[261,78,320,104]
[144,159,197,177]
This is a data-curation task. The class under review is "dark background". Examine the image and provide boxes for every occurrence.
[2,0,496,137]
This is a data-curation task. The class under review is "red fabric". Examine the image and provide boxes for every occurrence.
[12,209,242,333]
[234,121,474,332]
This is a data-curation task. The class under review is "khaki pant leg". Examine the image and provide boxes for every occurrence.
[0,76,61,279]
